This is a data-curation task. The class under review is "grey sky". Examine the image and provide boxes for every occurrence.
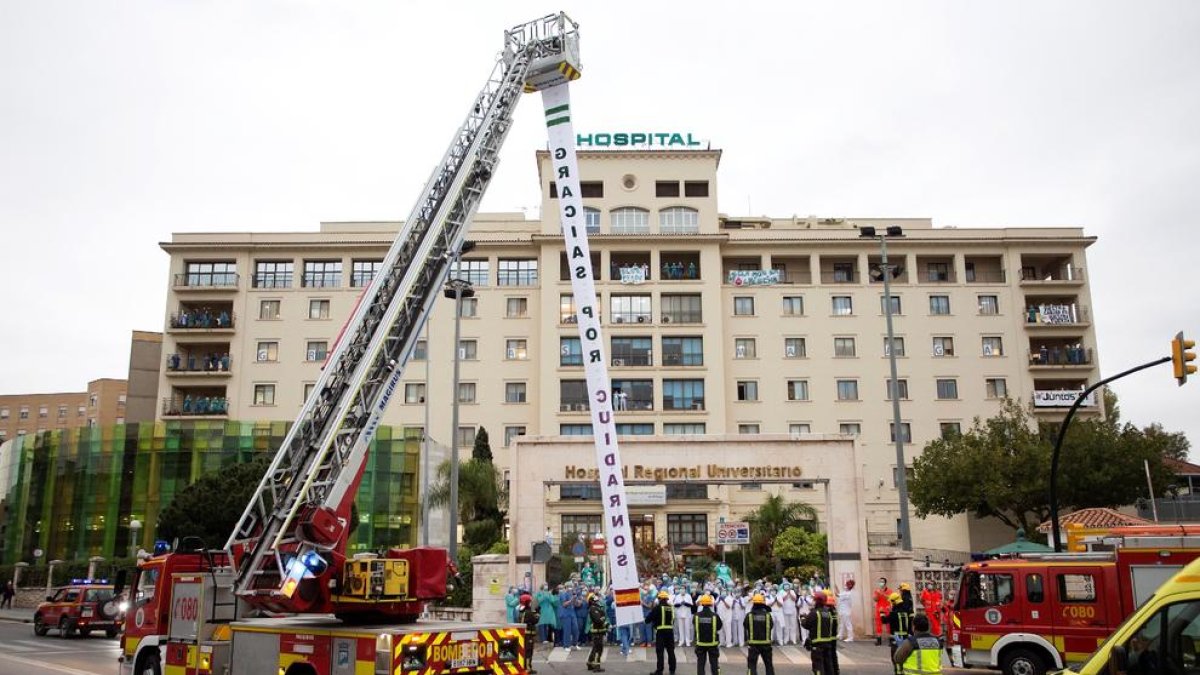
[1,1,1197,449]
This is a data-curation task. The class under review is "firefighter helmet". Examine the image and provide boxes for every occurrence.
[698,594,714,606]
[752,593,766,604]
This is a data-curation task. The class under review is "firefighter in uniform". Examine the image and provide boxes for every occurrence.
[891,615,942,675]
[587,593,609,672]
[801,591,838,675]
[886,592,913,674]
[744,593,775,675]
[693,594,722,675]
[646,589,677,675]
[518,593,540,674]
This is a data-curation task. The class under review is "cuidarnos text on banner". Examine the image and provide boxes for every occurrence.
[540,83,642,626]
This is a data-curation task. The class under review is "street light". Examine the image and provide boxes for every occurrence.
[443,276,475,564]
[129,519,142,559]
[860,225,912,551]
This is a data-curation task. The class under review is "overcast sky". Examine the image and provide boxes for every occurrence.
[1,1,1197,449]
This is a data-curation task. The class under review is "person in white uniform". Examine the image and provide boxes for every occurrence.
[780,583,799,645]
[797,585,815,645]
[768,585,785,645]
[717,588,734,647]
[836,580,856,642]
[673,586,694,646]
[730,588,748,647]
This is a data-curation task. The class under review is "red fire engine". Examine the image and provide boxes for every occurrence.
[949,525,1200,675]
[116,11,584,675]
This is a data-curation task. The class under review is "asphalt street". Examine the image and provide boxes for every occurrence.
[0,618,970,675]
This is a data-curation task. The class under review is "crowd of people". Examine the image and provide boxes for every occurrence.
[171,307,232,329]
[503,570,951,675]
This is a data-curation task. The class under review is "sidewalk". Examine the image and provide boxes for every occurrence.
[0,608,31,623]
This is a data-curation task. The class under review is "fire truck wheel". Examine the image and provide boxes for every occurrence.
[79,628,92,637]
[33,614,49,636]
[137,651,162,675]
[1001,648,1047,675]
[106,627,120,639]
[59,617,76,638]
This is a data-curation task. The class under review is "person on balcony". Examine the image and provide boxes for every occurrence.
[182,395,193,414]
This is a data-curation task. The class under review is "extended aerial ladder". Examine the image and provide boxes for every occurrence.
[224,13,582,618]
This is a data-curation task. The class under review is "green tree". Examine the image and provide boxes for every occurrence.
[909,399,1177,536]
[472,427,493,463]
[157,457,271,548]
[744,494,818,575]
[427,458,507,550]
[773,527,827,568]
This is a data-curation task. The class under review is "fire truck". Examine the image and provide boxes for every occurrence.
[948,525,1200,675]
[117,11,583,675]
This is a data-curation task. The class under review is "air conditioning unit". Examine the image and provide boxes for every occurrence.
[616,317,625,323]
[637,315,647,323]
[613,359,625,366]
[662,315,671,323]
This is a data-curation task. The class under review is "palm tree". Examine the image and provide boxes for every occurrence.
[427,458,508,549]
[745,494,818,574]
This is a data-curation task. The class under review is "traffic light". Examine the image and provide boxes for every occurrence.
[1172,331,1197,386]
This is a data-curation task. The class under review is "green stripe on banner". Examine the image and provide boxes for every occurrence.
[544,104,569,116]
[546,116,571,127]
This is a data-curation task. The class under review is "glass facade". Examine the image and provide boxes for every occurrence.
[0,420,420,564]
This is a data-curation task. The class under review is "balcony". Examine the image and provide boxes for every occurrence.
[166,353,232,377]
[663,397,705,412]
[964,256,1006,284]
[769,256,812,285]
[612,396,654,411]
[611,312,652,325]
[559,399,590,412]
[917,256,955,283]
[1028,345,1095,368]
[168,309,236,333]
[1024,303,1090,327]
[1019,258,1085,285]
[660,252,701,281]
[819,270,859,284]
[173,272,239,291]
[611,354,653,367]
[661,311,702,324]
[162,396,229,417]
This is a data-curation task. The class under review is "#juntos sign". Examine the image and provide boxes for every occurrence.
[1033,390,1097,407]
[727,269,781,286]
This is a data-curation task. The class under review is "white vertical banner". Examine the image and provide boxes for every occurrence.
[541,84,642,626]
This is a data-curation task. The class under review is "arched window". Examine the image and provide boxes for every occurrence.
[659,207,699,234]
[610,207,650,235]
[584,207,601,235]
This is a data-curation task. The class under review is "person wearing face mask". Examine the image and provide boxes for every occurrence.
[768,584,785,645]
[797,585,814,645]
[673,585,694,646]
[730,587,748,647]
[560,583,579,650]
[716,587,734,647]
[781,582,799,645]
[506,586,520,623]
[536,583,558,645]
[642,582,657,647]
[873,578,893,646]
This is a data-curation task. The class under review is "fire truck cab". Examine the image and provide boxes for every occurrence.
[949,527,1200,675]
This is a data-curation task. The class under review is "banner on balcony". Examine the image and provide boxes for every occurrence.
[542,84,641,626]
[1039,304,1075,325]
[728,269,781,286]
[619,266,647,284]
[1033,390,1097,407]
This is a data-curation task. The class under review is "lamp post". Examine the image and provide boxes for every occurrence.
[444,276,475,563]
[861,225,912,551]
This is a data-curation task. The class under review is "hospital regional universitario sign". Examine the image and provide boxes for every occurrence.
[564,464,804,481]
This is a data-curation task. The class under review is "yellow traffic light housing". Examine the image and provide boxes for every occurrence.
[1172,331,1197,386]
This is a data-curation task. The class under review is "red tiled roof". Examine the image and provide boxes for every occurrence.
[1164,457,1200,475]
[1036,507,1154,533]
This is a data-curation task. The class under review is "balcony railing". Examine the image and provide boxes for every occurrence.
[660,311,702,324]
[1020,266,1085,283]
[1025,304,1090,325]
[611,354,653,366]
[173,272,238,289]
[965,269,1007,283]
[251,273,293,288]
[867,532,902,549]
[166,353,232,373]
[819,271,859,284]
[660,264,700,280]
[611,312,652,324]
[169,310,235,330]
[1028,346,1094,366]
[559,400,590,412]
[663,397,705,411]
[775,270,812,284]
[662,354,703,367]
[612,396,654,411]
[162,396,229,416]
